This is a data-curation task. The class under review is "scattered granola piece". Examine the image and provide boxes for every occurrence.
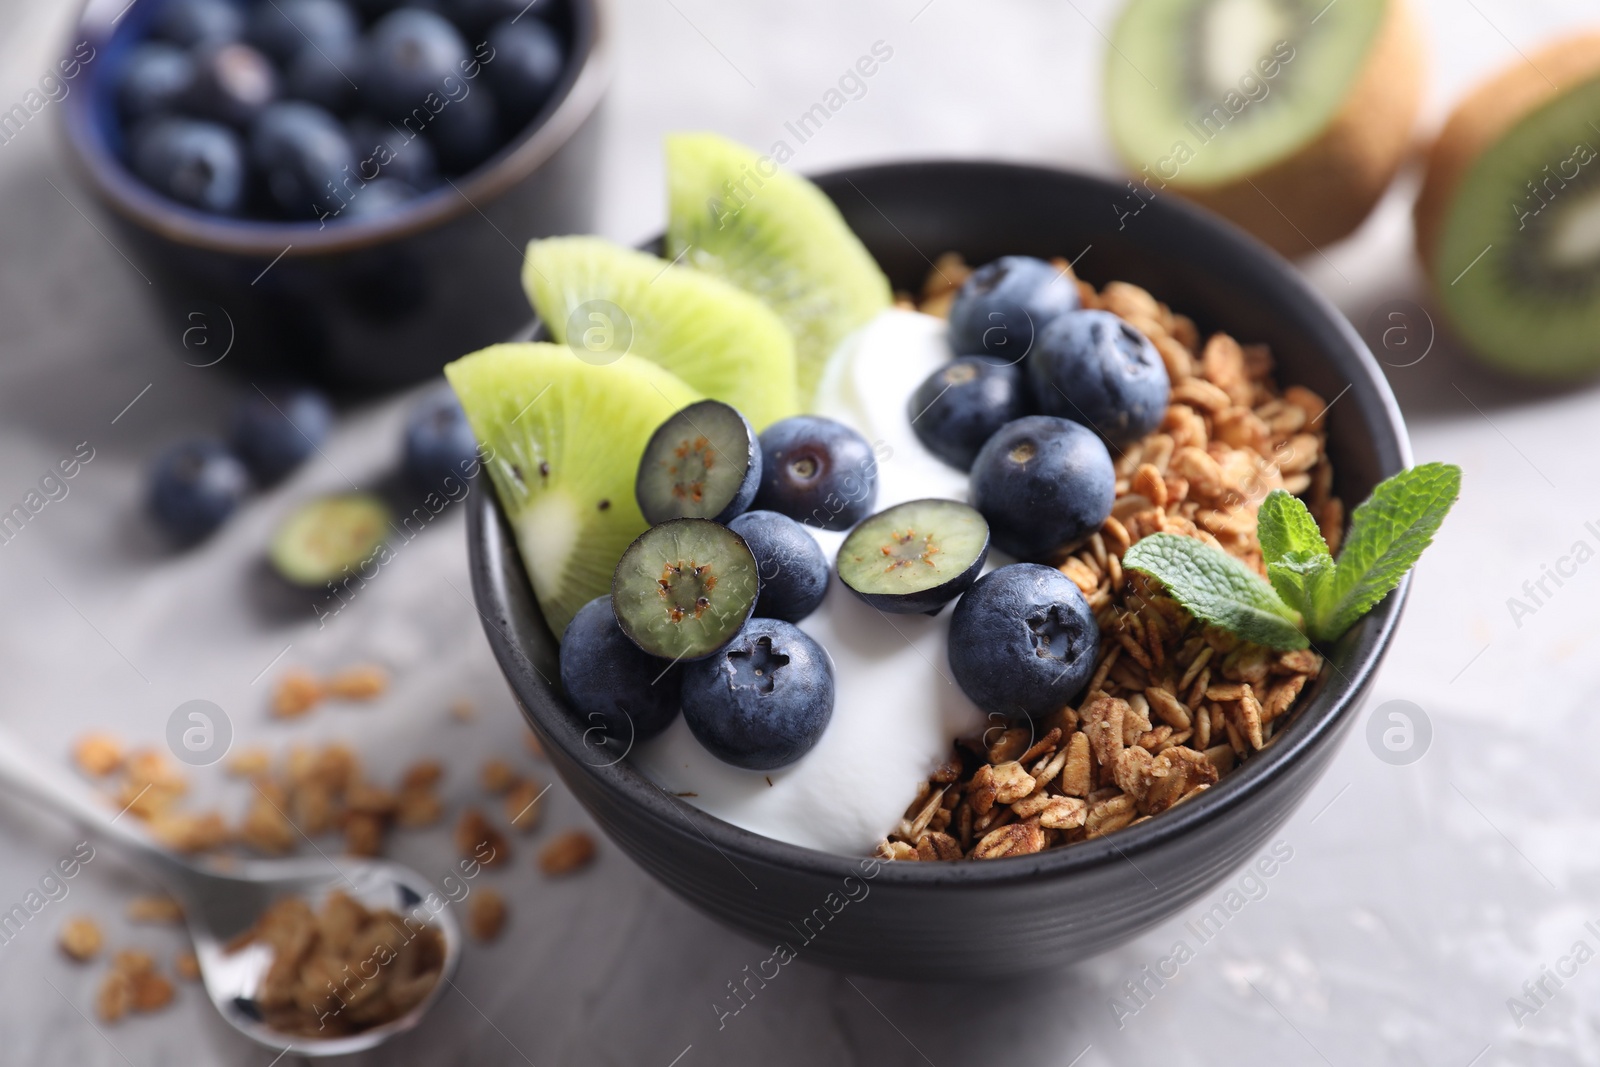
[272,669,324,718]
[401,760,444,790]
[479,759,517,795]
[504,779,544,833]
[450,698,477,722]
[539,830,595,875]
[224,746,271,778]
[524,732,545,758]
[59,916,103,961]
[146,811,229,853]
[73,733,122,777]
[174,950,201,981]
[467,889,508,942]
[126,896,184,924]
[96,969,134,1022]
[343,812,386,857]
[396,788,444,829]
[456,808,509,867]
[326,664,388,701]
[239,789,297,854]
[130,967,175,1012]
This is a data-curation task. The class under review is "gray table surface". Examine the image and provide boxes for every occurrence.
[1,0,1598,1063]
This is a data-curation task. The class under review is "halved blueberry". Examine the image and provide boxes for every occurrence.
[753,415,878,532]
[269,493,390,586]
[969,416,1114,561]
[560,596,683,751]
[611,518,759,661]
[948,256,1079,362]
[837,499,990,615]
[1029,309,1170,449]
[681,617,835,771]
[727,510,829,623]
[947,563,1099,718]
[907,356,1029,471]
[635,400,761,526]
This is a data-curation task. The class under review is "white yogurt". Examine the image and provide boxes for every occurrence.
[633,309,989,856]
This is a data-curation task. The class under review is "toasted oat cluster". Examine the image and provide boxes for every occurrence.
[229,891,446,1037]
[876,255,1340,862]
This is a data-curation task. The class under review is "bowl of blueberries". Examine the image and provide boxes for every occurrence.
[61,0,611,390]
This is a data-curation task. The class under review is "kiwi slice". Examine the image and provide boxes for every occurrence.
[1416,33,1600,378]
[665,132,892,402]
[522,236,799,430]
[1105,0,1423,256]
[636,400,762,526]
[836,499,990,616]
[444,342,700,637]
[611,518,760,661]
[269,493,392,587]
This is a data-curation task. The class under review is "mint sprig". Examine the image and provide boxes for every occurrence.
[1123,462,1460,649]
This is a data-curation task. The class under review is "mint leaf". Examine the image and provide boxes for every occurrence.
[1124,533,1309,651]
[1268,550,1334,623]
[1257,490,1333,618]
[1308,462,1461,642]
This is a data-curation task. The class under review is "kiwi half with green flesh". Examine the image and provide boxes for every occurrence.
[665,132,892,403]
[1416,33,1600,379]
[1106,0,1423,256]
[612,518,760,660]
[636,400,762,526]
[836,499,990,616]
[522,236,799,431]
[444,342,700,637]
[270,493,392,587]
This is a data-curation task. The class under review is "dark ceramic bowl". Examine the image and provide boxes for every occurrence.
[466,161,1411,981]
[59,0,611,392]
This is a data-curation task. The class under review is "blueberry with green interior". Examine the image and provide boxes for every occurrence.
[947,563,1099,718]
[635,400,761,526]
[247,0,359,64]
[559,596,683,748]
[403,382,479,489]
[362,9,470,123]
[131,117,246,214]
[186,43,280,128]
[837,499,989,615]
[752,415,877,532]
[1030,309,1169,448]
[907,356,1029,471]
[249,101,356,217]
[611,518,760,661]
[485,17,564,128]
[116,43,198,122]
[970,415,1114,562]
[228,383,333,484]
[151,0,245,47]
[727,510,828,623]
[948,256,1079,361]
[147,438,252,544]
[680,617,835,771]
[269,493,390,586]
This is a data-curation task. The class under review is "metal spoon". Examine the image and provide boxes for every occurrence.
[0,732,460,1057]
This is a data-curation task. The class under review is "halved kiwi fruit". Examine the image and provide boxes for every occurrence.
[836,499,990,616]
[1416,33,1600,378]
[269,493,392,587]
[1106,0,1423,256]
[611,518,760,661]
[665,132,892,402]
[522,235,799,430]
[636,400,761,526]
[444,342,700,637]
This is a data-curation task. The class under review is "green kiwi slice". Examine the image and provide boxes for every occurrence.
[269,493,392,587]
[612,518,760,660]
[1417,33,1600,378]
[665,132,892,402]
[522,236,799,430]
[444,342,700,636]
[836,499,990,615]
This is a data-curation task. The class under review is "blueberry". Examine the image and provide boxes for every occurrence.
[347,117,439,189]
[947,563,1099,718]
[284,38,364,112]
[228,383,334,483]
[752,415,879,532]
[948,256,1079,362]
[680,618,835,771]
[339,176,419,219]
[969,416,1114,561]
[425,87,498,172]
[247,0,359,64]
[444,0,555,38]
[362,9,470,122]
[187,42,280,127]
[1029,310,1170,449]
[635,400,761,526]
[836,499,989,616]
[727,510,829,623]
[147,438,252,544]
[485,17,564,129]
[151,0,244,47]
[131,117,246,214]
[249,101,357,217]
[115,42,197,123]
[403,382,478,488]
[907,356,1030,471]
[559,596,683,749]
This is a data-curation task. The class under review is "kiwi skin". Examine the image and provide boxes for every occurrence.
[1415,32,1600,276]
[1169,0,1425,257]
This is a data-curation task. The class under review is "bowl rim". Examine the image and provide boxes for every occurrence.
[58,0,614,257]
[467,157,1414,888]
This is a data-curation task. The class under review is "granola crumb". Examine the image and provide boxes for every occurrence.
[271,669,324,718]
[504,779,543,832]
[174,951,201,982]
[450,698,477,722]
[59,916,103,961]
[98,949,174,1020]
[539,830,595,875]
[524,732,545,759]
[325,664,388,701]
[72,733,122,777]
[224,746,271,777]
[126,896,184,924]
[479,759,517,795]
[455,808,509,867]
[467,889,507,942]
[400,760,444,790]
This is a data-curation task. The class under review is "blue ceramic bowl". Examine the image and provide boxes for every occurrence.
[467,160,1411,981]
